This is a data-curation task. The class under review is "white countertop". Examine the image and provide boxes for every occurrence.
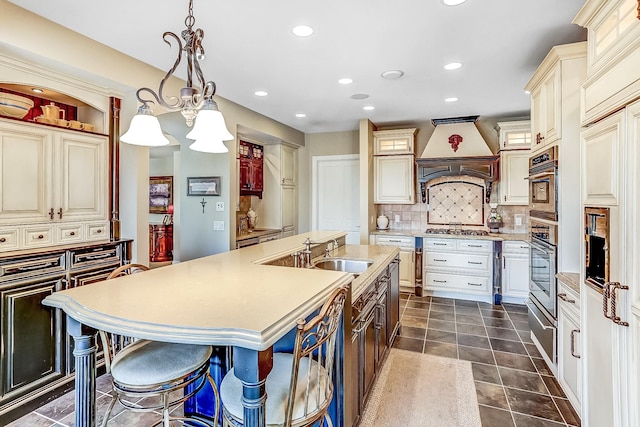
[43,231,355,351]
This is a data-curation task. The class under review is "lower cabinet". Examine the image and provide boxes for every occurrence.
[350,256,400,425]
[0,240,131,424]
[370,234,414,291]
[502,241,530,302]
[557,280,581,416]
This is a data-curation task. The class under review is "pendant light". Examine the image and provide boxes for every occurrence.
[121,0,233,151]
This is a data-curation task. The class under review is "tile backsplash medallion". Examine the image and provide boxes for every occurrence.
[377,177,529,234]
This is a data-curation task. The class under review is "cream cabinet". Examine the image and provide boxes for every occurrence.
[557,279,581,416]
[373,128,416,155]
[373,128,416,204]
[525,42,586,154]
[262,143,298,237]
[370,234,414,291]
[423,238,493,301]
[498,150,529,205]
[497,120,532,150]
[581,109,622,207]
[374,155,415,204]
[0,119,108,251]
[574,0,640,125]
[501,241,529,302]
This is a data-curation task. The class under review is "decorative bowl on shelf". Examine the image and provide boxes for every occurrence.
[0,93,34,119]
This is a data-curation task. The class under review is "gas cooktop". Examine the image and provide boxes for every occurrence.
[425,228,489,236]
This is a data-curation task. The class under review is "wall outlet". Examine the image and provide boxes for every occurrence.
[213,221,224,231]
[515,215,522,226]
[216,202,224,211]
[394,214,400,223]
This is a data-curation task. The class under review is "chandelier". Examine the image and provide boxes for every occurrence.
[120,0,233,153]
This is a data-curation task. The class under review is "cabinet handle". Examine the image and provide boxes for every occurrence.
[558,293,575,304]
[609,282,630,327]
[433,279,447,283]
[433,242,447,246]
[503,256,506,269]
[603,282,611,319]
[0,238,5,243]
[433,258,447,262]
[49,208,54,220]
[58,208,63,219]
[467,244,483,248]
[467,261,482,265]
[520,246,528,249]
[18,261,54,272]
[570,329,580,359]
[468,282,483,287]
[388,239,402,243]
[504,195,507,202]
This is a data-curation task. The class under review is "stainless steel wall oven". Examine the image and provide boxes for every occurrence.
[528,146,558,221]
[527,219,558,364]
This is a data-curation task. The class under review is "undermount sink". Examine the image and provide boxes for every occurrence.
[312,258,373,275]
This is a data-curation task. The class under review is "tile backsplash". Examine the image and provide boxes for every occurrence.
[377,176,529,234]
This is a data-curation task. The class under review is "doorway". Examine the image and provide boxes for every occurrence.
[312,155,360,244]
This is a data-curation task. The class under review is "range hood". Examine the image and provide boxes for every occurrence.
[417,116,499,202]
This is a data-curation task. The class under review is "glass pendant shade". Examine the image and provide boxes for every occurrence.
[121,111,170,146]
[186,108,233,153]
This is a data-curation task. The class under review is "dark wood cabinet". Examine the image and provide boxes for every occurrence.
[239,141,264,197]
[0,240,131,424]
[149,224,173,262]
[387,258,400,345]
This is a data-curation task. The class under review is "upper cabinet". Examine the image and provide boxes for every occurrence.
[373,128,416,155]
[0,118,109,252]
[373,128,416,204]
[239,140,264,197]
[497,121,530,206]
[525,42,587,154]
[497,120,532,151]
[574,0,640,125]
[280,144,297,186]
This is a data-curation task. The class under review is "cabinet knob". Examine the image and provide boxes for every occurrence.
[96,229,102,233]
[70,231,75,236]
[37,234,44,239]
[58,208,63,219]
[49,208,55,220]
[0,238,6,243]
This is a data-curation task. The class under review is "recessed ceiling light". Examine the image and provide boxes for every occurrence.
[442,0,467,5]
[31,88,44,93]
[381,70,404,80]
[363,106,375,111]
[338,78,353,85]
[444,62,462,70]
[292,25,314,37]
[254,90,268,97]
[445,97,458,102]
[350,94,369,100]
[524,90,531,94]
[295,113,306,118]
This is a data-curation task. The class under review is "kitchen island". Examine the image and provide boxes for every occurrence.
[42,231,399,427]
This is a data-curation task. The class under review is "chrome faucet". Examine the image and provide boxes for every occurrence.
[303,238,313,268]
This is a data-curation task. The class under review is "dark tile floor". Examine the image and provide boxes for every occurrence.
[8,293,581,427]
[395,293,581,427]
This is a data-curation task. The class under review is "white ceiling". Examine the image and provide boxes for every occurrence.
[8,0,587,134]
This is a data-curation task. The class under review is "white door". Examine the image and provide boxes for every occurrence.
[312,155,359,244]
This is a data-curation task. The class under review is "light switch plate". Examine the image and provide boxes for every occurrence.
[213,221,224,231]
[394,214,400,223]
[216,202,224,211]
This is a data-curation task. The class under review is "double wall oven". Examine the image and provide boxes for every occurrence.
[527,147,558,364]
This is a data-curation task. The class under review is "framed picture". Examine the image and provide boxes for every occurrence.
[187,176,221,196]
[149,176,173,213]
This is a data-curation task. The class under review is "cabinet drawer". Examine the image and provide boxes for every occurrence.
[69,245,121,269]
[85,222,109,241]
[424,239,455,251]
[457,240,492,252]
[0,252,66,282]
[0,228,20,252]
[425,252,490,271]
[56,223,84,244]
[67,263,121,289]
[374,235,413,248]
[425,272,490,293]
[503,240,530,254]
[558,281,580,314]
[22,225,54,249]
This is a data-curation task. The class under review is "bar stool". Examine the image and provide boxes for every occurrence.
[219,285,348,427]
[100,263,220,426]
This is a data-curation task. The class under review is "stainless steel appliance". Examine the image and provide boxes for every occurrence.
[585,207,610,289]
[527,218,558,364]
[528,146,558,221]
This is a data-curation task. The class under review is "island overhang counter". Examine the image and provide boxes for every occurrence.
[42,230,398,427]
